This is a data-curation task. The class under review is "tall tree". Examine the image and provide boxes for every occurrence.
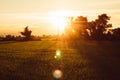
[88,14,112,40]
[21,26,32,41]
[65,16,88,39]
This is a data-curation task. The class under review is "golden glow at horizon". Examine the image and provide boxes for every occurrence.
[50,16,67,34]
[50,11,73,34]
[0,0,120,35]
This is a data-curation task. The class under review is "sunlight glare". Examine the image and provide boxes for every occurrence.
[50,16,67,34]
[49,11,71,34]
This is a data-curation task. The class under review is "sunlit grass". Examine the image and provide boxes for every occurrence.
[0,40,120,80]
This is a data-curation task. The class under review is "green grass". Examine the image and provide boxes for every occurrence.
[0,40,120,80]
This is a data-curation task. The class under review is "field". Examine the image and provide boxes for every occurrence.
[0,40,120,80]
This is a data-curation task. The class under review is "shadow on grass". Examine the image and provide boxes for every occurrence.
[67,40,120,80]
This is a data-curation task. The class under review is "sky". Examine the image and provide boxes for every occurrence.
[0,0,120,36]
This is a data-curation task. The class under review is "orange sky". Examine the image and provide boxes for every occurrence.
[0,0,120,36]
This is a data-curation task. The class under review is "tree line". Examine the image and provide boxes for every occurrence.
[0,26,41,41]
[0,13,120,41]
[65,13,120,41]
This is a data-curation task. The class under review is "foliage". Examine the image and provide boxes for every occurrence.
[0,26,41,41]
[20,26,32,41]
[111,28,120,40]
[65,16,88,40]
[88,14,112,40]
[65,13,120,41]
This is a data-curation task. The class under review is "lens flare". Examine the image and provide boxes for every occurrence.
[54,49,61,59]
[53,69,63,79]
[56,49,61,56]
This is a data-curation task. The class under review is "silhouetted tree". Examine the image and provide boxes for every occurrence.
[88,14,112,40]
[65,16,88,40]
[73,16,88,37]
[21,26,32,41]
[65,14,116,41]
[0,35,15,41]
[112,28,120,40]
[105,30,113,40]
[15,35,24,41]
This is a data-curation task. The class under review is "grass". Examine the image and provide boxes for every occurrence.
[0,40,120,80]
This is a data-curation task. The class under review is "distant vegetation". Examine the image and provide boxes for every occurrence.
[65,13,120,41]
[20,26,32,41]
[0,13,120,41]
[0,26,41,41]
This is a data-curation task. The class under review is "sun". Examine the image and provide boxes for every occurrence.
[51,16,67,34]
[49,11,70,34]
[50,16,67,34]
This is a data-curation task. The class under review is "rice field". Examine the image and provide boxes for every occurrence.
[0,40,120,80]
